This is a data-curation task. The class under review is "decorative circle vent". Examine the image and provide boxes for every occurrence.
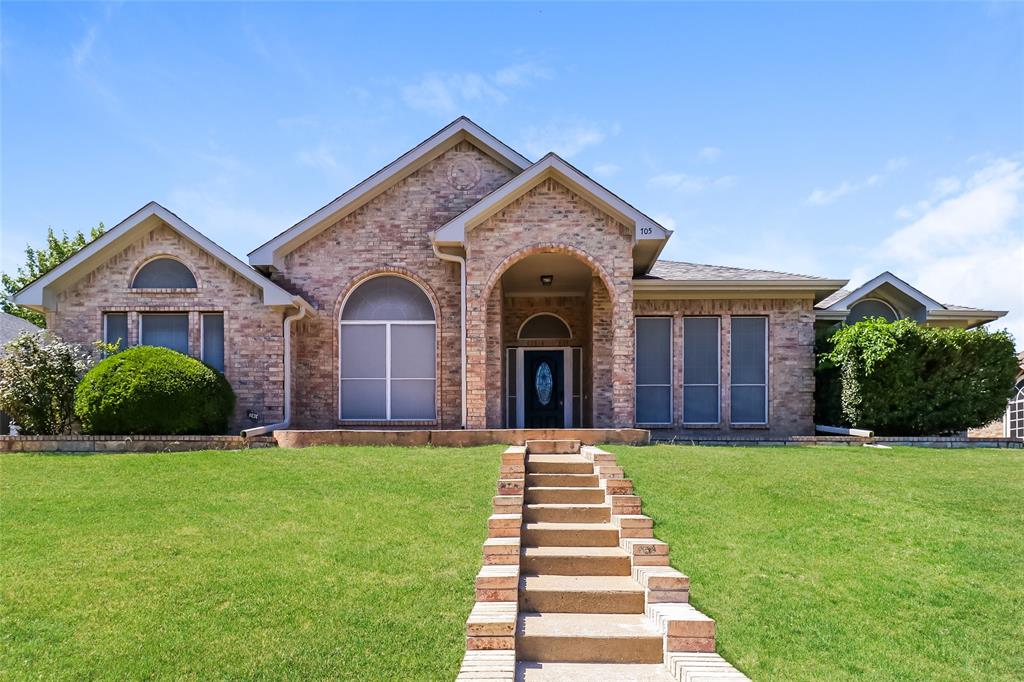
[447,157,481,190]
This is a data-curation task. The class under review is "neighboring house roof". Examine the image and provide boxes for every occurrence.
[248,117,532,269]
[633,259,847,302]
[0,312,40,349]
[433,153,671,275]
[11,202,312,313]
[814,271,1006,328]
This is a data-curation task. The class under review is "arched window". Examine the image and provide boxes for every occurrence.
[132,258,197,288]
[518,313,571,340]
[848,298,898,324]
[1008,379,1024,440]
[339,275,436,421]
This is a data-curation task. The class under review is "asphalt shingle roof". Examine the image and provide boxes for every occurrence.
[641,260,836,282]
[0,312,41,347]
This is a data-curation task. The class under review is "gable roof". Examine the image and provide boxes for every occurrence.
[248,117,532,269]
[814,271,1006,327]
[641,260,837,282]
[12,202,311,312]
[433,153,672,274]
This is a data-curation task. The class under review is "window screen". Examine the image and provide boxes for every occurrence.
[848,299,898,324]
[202,314,225,372]
[731,316,768,424]
[132,259,197,288]
[104,313,128,351]
[339,276,436,420]
[140,314,189,354]
[635,317,672,424]
[507,349,517,427]
[683,317,720,424]
[519,314,571,340]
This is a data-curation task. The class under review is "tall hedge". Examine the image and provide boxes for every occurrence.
[823,318,1018,436]
[75,346,235,435]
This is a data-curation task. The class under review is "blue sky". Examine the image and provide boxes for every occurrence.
[2,2,1022,343]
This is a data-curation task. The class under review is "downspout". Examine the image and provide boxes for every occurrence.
[241,296,313,437]
[432,241,467,428]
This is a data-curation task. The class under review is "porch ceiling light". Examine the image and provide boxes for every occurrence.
[540,274,554,286]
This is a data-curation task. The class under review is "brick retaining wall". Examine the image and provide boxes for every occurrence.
[0,435,275,453]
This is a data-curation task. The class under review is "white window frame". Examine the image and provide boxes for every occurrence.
[1007,379,1024,440]
[102,312,128,354]
[683,316,721,426]
[730,315,769,426]
[634,316,674,426]
[138,312,190,355]
[130,255,198,289]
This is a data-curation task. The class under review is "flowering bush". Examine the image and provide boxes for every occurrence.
[0,331,92,435]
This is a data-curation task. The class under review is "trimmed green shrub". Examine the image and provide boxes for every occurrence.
[75,346,235,435]
[824,318,1018,436]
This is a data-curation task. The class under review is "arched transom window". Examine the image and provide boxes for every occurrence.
[339,275,436,421]
[1008,379,1024,440]
[847,298,898,324]
[518,313,571,340]
[132,258,197,289]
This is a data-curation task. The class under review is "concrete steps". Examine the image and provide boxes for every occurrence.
[526,454,594,474]
[526,472,599,488]
[524,503,610,523]
[522,522,619,547]
[516,612,664,663]
[520,574,645,613]
[517,662,676,681]
[525,486,606,504]
[520,546,632,576]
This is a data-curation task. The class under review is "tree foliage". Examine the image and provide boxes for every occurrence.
[0,331,93,435]
[2,224,105,327]
[822,318,1019,435]
[75,346,236,435]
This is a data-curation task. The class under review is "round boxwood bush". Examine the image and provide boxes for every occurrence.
[75,346,235,435]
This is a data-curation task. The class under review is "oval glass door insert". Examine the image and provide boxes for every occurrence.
[535,361,553,406]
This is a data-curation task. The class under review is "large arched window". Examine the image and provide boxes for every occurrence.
[1008,379,1024,440]
[848,298,898,324]
[132,258,197,288]
[518,313,571,340]
[339,275,436,421]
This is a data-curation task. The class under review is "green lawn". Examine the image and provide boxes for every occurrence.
[1,446,501,680]
[609,444,1024,682]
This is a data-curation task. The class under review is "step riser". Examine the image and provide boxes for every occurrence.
[520,554,632,576]
[520,590,645,614]
[526,462,595,474]
[522,527,619,547]
[524,506,610,523]
[517,636,663,664]
[526,488,606,504]
[527,474,599,488]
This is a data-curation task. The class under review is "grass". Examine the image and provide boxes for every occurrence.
[608,444,1024,682]
[1,445,502,680]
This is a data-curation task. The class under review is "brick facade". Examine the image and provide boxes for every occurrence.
[49,223,286,432]
[633,296,816,438]
[275,141,516,428]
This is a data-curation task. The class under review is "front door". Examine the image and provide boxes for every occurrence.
[524,350,564,428]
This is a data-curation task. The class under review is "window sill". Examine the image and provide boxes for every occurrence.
[731,423,770,429]
[337,420,438,428]
[635,423,674,429]
[129,288,199,294]
[681,423,722,429]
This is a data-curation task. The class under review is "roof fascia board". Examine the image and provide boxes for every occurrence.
[633,278,848,291]
[12,202,305,310]
[433,154,668,245]
[828,271,943,311]
[248,118,532,267]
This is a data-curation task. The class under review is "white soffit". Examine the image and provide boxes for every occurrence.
[248,117,532,268]
[12,202,307,311]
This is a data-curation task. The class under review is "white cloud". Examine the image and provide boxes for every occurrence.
[649,173,736,194]
[651,213,678,231]
[296,143,339,172]
[697,146,722,162]
[71,25,99,67]
[402,62,552,116]
[519,121,619,159]
[806,157,909,206]
[592,163,621,178]
[857,158,1024,347]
